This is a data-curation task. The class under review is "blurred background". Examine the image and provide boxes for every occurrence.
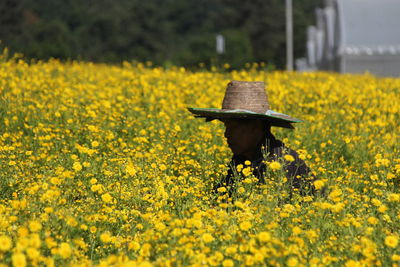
[0,0,322,69]
[297,0,400,77]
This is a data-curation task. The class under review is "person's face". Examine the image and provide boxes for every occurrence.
[222,119,266,156]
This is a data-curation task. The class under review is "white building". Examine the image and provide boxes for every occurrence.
[296,0,400,77]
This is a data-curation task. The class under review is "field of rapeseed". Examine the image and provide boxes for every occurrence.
[0,52,399,267]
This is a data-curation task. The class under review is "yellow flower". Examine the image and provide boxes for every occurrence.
[12,253,26,267]
[258,231,271,242]
[244,255,254,266]
[392,254,400,261]
[371,198,381,206]
[367,217,378,225]
[100,232,112,243]
[217,187,227,193]
[72,162,82,172]
[202,233,214,243]
[345,260,362,267]
[242,167,252,177]
[29,220,42,232]
[254,252,264,262]
[234,201,244,209]
[126,163,137,176]
[101,193,113,203]
[292,226,302,235]
[128,241,140,251]
[239,221,252,231]
[3,52,400,267]
[29,233,41,248]
[225,246,237,255]
[0,235,12,251]
[238,187,245,194]
[58,242,72,258]
[287,257,298,267]
[159,164,167,171]
[284,154,295,162]
[236,164,244,172]
[140,243,152,257]
[222,259,234,267]
[269,161,281,171]
[378,205,387,213]
[26,247,40,260]
[138,261,153,267]
[87,125,99,132]
[387,172,396,179]
[314,180,325,190]
[388,193,400,202]
[328,189,342,202]
[385,235,399,248]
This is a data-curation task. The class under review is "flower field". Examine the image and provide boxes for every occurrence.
[0,54,399,266]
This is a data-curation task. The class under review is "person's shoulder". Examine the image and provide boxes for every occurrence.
[270,138,297,157]
[271,140,304,163]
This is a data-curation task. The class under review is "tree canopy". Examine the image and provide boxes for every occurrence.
[0,0,322,69]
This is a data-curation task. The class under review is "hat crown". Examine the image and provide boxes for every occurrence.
[222,81,270,113]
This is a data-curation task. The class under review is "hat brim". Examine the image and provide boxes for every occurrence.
[188,107,302,129]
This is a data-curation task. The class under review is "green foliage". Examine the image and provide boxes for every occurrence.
[0,0,323,68]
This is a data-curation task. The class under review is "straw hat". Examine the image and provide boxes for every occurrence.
[188,80,301,129]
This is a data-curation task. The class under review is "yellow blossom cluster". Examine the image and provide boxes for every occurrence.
[0,52,399,266]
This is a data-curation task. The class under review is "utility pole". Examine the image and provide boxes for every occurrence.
[216,34,225,54]
[286,0,293,71]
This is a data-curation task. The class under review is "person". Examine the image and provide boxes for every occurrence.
[188,81,315,197]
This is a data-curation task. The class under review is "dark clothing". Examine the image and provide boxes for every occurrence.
[215,133,315,196]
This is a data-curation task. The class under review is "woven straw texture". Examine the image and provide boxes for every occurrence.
[221,81,270,113]
[187,80,301,128]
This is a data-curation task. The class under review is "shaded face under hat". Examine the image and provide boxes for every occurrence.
[188,80,301,129]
